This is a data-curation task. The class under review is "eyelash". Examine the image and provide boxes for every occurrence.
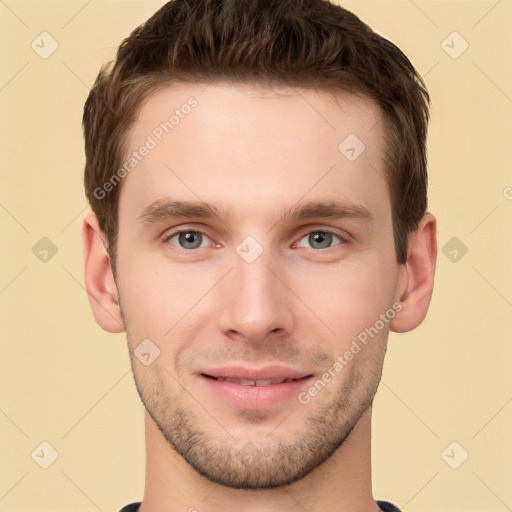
[162,228,348,251]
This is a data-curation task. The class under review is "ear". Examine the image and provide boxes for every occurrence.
[82,211,125,333]
[390,213,437,333]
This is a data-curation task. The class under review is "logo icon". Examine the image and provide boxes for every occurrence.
[442,237,468,263]
[134,338,161,366]
[338,134,366,162]
[236,236,264,264]
[31,441,59,469]
[441,32,468,59]
[441,441,469,469]
[32,237,58,263]
[31,32,59,59]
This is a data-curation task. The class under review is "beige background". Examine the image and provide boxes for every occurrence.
[1,1,511,511]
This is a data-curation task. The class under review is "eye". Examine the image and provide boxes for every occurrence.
[296,230,345,250]
[165,230,211,250]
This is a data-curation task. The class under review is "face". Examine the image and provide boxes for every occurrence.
[114,82,403,489]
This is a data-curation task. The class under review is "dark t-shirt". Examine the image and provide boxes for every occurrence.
[119,499,402,511]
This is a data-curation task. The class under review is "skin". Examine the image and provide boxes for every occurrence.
[82,82,437,512]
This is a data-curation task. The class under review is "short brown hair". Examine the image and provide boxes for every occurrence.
[83,0,430,272]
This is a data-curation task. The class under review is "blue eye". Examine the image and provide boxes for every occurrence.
[166,230,211,250]
[164,229,345,252]
[297,230,343,250]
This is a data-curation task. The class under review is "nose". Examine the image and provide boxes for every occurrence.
[215,249,296,344]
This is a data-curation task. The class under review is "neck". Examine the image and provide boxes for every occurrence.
[139,406,381,512]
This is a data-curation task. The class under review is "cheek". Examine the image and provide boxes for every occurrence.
[117,255,219,343]
[292,259,395,340]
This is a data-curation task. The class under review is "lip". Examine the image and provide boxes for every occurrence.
[201,365,309,381]
[199,366,314,409]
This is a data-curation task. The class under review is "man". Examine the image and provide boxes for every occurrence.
[81,0,437,510]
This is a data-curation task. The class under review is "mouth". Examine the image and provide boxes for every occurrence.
[198,366,314,409]
[201,374,308,386]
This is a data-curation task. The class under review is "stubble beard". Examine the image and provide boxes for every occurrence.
[131,350,383,489]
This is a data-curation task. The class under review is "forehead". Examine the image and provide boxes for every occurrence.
[119,81,388,223]
[133,81,382,140]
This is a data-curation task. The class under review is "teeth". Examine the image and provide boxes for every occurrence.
[214,377,298,386]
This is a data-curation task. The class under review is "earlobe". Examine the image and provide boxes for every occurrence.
[82,211,125,333]
[390,213,437,333]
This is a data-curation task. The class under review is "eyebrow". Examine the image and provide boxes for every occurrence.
[136,197,373,226]
[136,198,231,225]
